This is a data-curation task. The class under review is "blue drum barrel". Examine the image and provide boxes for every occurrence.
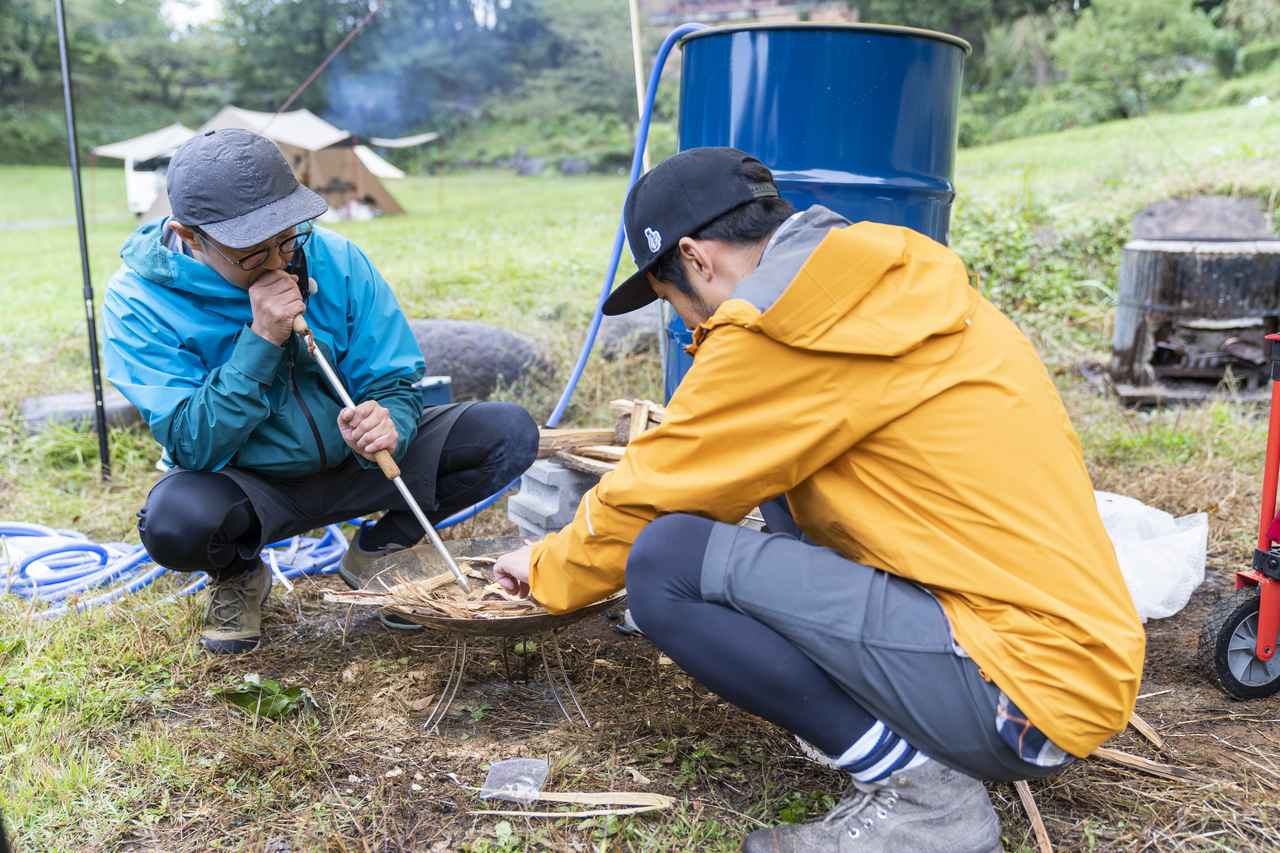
[664,23,969,399]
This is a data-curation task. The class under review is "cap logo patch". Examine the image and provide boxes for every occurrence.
[644,227,662,255]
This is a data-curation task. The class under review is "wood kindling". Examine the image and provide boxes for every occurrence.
[537,428,618,458]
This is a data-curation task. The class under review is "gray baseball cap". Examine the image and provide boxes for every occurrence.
[167,128,328,249]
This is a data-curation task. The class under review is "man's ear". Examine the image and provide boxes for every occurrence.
[168,220,200,250]
[678,236,713,285]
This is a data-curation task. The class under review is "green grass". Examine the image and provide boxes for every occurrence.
[956,100,1280,218]
[4,99,1280,850]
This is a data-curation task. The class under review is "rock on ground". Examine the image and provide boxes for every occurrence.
[596,301,664,360]
[1133,195,1276,241]
[409,319,548,401]
[558,157,591,176]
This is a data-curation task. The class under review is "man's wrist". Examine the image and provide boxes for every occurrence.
[249,321,287,347]
[231,324,287,384]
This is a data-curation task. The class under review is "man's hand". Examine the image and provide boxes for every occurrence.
[338,400,399,461]
[248,270,305,346]
[494,545,533,598]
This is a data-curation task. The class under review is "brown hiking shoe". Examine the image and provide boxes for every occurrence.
[200,562,271,654]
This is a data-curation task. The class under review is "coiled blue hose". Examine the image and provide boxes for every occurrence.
[1,522,350,619]
[2,24,707,616]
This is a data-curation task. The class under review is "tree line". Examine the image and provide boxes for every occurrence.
[1,0,1278,166]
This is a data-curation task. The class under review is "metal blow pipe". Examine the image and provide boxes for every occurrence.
[291,315,470,592]
[54,0,111,480]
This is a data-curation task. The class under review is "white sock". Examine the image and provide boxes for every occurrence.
[828,721,931,783]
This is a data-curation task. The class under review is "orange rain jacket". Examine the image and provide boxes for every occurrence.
[529,207,1145,759]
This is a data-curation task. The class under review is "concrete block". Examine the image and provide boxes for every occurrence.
[508,459,597,539]
[20,388,142,433]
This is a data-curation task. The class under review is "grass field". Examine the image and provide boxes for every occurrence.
[3,101,1280,851]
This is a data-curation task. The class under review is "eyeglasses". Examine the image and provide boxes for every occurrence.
[196,224,313,272]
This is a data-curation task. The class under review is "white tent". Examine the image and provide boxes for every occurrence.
[91,123,195,216]
[93,108,437,221]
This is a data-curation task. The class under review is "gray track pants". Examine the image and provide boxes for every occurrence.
[696,517,1060,782]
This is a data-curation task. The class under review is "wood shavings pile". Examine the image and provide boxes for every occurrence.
[325,556,549,619]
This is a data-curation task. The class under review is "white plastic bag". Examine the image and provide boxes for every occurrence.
[1095,491,1208,622]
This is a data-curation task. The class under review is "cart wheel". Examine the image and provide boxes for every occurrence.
[1198,589,1280,699]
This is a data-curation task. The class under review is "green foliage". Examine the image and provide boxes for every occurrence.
[409,0,645,172]
[774,790,837,824]
[986,85,1116,141]
[855,0,1074,55]
[215,673,316,719]
[1196,61,1280,105]
[513,0,636,122]
[1216,0,1280,42]
[1239,37,1280,74]
[951,196,1126,326]
[0,0,226,163]
[1053,0,1233,117]
[972,11,1061,94]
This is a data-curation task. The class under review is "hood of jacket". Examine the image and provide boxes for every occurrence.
[694,205,977,359]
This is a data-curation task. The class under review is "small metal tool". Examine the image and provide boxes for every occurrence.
[292,314,470,592]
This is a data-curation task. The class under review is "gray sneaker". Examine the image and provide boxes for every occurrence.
[742,761,1002,853]
[201,562,272,654]
[338,537,423,632]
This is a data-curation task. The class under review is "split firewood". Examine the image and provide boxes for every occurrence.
[628,399,651,443]
[538,428,618,459]
[611,398,666,444]
[554,451,617,477]
[609,399,666,423]
[576,445,625,462]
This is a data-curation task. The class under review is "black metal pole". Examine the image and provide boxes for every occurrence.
[54,0,111,480]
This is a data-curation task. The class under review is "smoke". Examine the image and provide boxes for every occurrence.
[323,57,416,138]
[320,0,526,139]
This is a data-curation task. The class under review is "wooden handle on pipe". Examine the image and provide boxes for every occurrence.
[373,449,400,480]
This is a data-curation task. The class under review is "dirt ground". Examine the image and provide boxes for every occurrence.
[103,524,1280,852]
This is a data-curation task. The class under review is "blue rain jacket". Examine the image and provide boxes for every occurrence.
[104,219,425,477]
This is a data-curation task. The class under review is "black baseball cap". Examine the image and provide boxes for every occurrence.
[603,147,782,316]
[167,128,327,249]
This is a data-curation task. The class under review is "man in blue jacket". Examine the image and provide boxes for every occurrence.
[105,129,538,653]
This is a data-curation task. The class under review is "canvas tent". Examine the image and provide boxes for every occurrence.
[201,106,408,219]
[90,122,195,216]
[92,107,434,222]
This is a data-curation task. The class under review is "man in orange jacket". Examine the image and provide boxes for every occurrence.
[495,148,1145,852]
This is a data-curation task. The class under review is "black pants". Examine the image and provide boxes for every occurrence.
[138,402,538,579]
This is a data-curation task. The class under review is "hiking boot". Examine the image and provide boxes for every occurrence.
[200,562,272,654]
[742,761,1001,853]
[339,535,422,632]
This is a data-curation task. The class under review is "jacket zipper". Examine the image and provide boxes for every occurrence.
[288,350,328,469]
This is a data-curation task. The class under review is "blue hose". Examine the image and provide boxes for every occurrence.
[435,22,707,530]
[3,25,707,614]
[544,22,707,429]
[2,523,351,619]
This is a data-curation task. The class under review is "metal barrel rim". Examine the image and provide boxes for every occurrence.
[678,21,972,55]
